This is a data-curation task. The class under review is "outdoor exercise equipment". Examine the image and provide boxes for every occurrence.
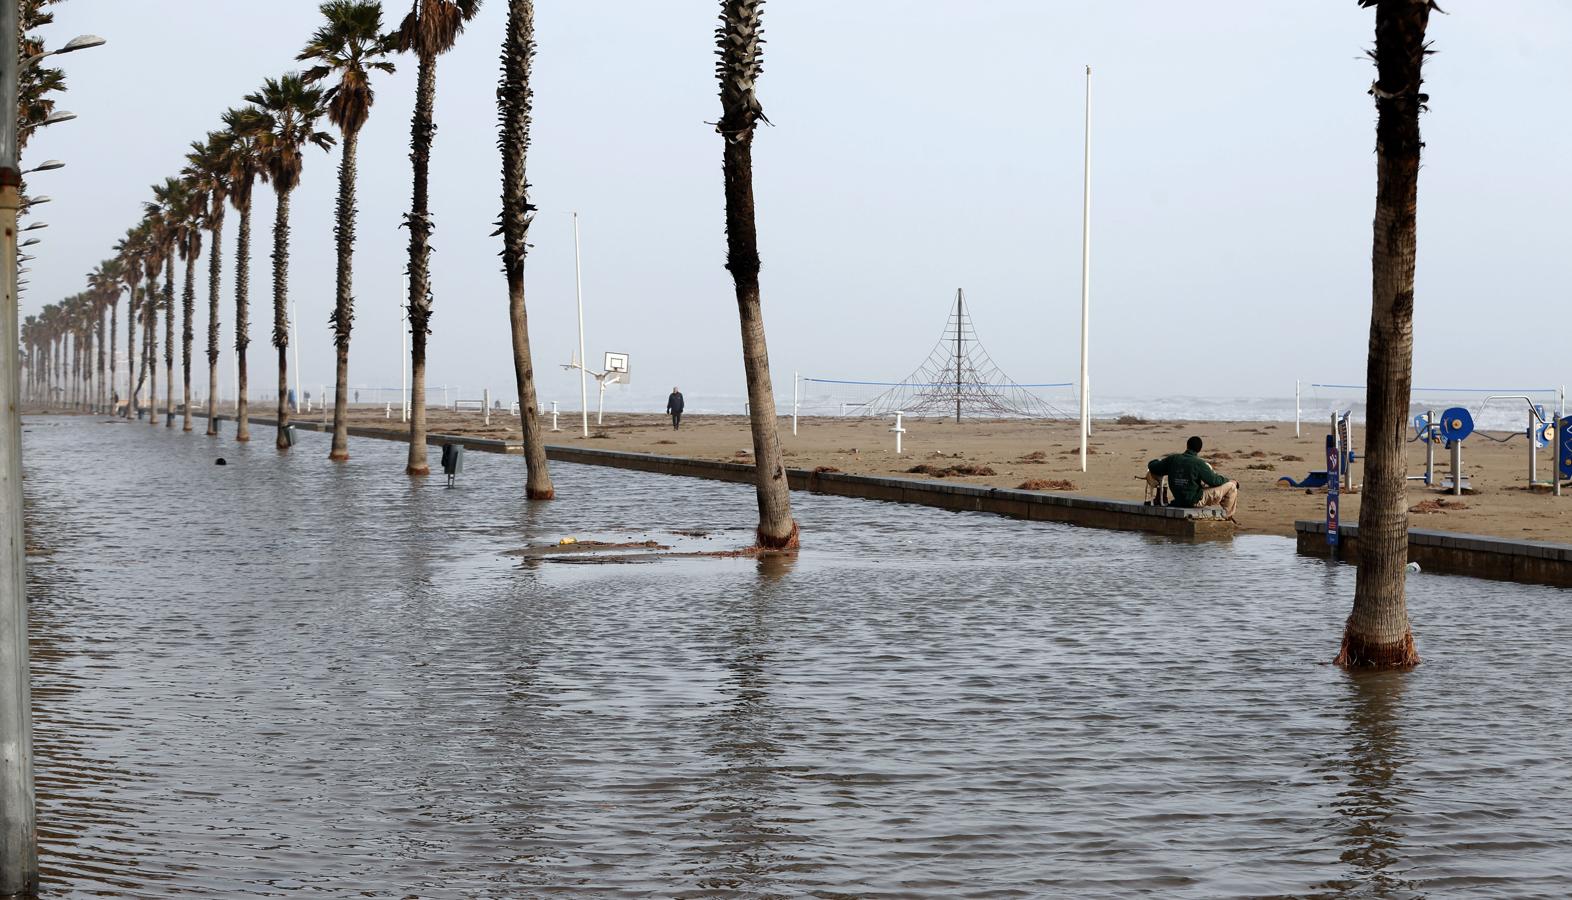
[1277,411,1356,490]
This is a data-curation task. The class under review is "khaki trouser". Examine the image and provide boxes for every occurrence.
[1198,481,1239,518]
[1145,473,1239,518]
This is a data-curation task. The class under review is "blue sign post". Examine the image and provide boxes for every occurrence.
[1326,434,1341,549]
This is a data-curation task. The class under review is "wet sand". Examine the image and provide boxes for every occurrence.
[298,407,1572,543]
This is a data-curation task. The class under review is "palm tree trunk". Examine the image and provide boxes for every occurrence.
[1336,0,1433,669]
[108,300,118,413]
[206,212,225,435]
[96,309,106,413]
[404,51,438,476]
[146,286,158,427]
[164,255,175,427]
[500,0,554,500]
[182,239,198,431]
[717,0,796,549]
[329,126,360,462]
[235,200,253,442]
[272,189,293,449]
[125,292,136,415]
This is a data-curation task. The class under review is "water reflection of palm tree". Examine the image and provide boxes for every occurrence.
[690,563,798,891]
[1318,671,1416,897]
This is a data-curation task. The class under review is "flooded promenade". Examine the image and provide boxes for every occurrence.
[20,415,1572,896]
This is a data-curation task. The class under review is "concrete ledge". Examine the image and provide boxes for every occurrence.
[192,411,1230,539]
[205,414,519,453]
[1295,520,1572,587]
[544,444,1233,540]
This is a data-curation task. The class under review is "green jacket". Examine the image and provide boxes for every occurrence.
[1147,450,1229,508]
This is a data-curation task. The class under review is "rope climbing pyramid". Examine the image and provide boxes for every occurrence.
[860,290,1071,421]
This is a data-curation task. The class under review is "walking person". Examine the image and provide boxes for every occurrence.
[666,386,684,430]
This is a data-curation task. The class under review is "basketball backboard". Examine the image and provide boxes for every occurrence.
[604,352,630,384]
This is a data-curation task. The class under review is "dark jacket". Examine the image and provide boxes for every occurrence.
[666,392,684,415]
[1147,450,1229,507]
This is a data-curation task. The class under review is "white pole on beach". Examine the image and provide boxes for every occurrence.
[573,212,589,438]
[1078,64,1093,474]
[400,273,409,423]
[1295,380,1301,438]
[290,300,302,415]
[792,371,799,435]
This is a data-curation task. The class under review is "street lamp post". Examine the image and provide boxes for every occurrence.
[572,212,588,437]
[2,25,103,896]
[0,2,39,891]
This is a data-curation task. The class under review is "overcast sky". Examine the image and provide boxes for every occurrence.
[22,1,1572,408]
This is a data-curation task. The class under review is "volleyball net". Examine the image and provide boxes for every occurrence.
[1300,382,1565,434]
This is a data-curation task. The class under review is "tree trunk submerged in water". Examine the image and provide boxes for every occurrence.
[206,210,225,435]
[235,200,253,442]
[272,190,292,449]
[717,0,797,549]
[181,238,197,432]
[329,127,360,462]
[499,0,554,500]
[1337,0,1435,670]
[404,52,438,476]
[163,256,175,427]
[108,300,118,414]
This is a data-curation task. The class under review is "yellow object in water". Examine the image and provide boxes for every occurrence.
[558,537,578,545]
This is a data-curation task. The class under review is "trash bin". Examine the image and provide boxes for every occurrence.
[441,442,464,486]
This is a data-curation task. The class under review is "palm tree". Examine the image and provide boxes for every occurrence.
[393,0,482,475]
[93,280,109,412]
[185,133,230,435]
[89,261,122,414]
[114,226,148,417]
[300,0,397,462]
[220,109,268,442]
[242,74,335,450]
[20,315,37,404]
[149,179,184,428]
[496,0,552,498]
[715,0,797,549]
[1336,0,1438,669]
[133,212,165,428]
[174,177,207,431]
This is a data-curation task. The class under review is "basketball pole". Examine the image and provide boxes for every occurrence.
[1078,65,1093,474]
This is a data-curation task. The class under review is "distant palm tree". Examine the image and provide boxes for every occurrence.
[1337,0,1438,669]
[113,227,146,415]
[300,0,397,462]
[715,0,797,549]
[133,211,165,428]
[149,178,185,428]
[175,177,207,431]
[497,0,553,499]
[185,133,231,435]
[220,109,268,442]
[393,0,482,475]
[242,74,335,449]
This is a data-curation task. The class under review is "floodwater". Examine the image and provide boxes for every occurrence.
[20,415,1572,898]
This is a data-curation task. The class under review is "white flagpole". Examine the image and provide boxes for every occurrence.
[573,212,589,437]
[290,300,302,415]
[401,273,409,423]
[1078,65,1093,474]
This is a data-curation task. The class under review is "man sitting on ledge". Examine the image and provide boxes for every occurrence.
[1147,436,1239,522]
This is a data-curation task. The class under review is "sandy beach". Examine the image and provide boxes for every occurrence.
[270,406,1572,544]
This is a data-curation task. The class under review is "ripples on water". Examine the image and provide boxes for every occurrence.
[18,416,1572,897]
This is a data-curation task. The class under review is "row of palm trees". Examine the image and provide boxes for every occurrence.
[26,0,1445,668]
[23,0,798,545]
